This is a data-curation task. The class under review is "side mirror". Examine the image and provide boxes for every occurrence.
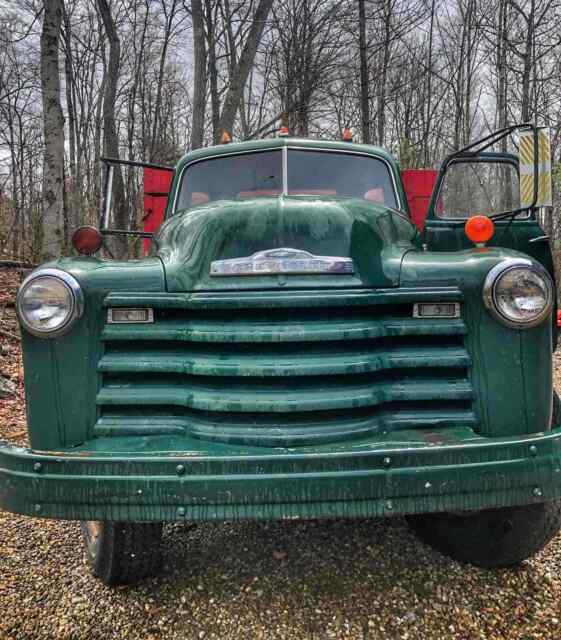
[401,169,438,231]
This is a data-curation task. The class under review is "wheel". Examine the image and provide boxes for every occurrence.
[407,501,561,567]
[552,390,561,426]
[407,389,561,567]
[80,520,163,585]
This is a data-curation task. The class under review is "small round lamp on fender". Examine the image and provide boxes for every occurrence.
[465,215,495,247]
[72,226,103,255]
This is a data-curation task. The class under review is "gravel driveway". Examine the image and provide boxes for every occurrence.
[2,270,561,640]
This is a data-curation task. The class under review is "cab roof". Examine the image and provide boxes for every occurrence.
[175,137,399,172]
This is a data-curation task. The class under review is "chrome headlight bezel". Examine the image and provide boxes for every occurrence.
[483,258,553,329]
[16,268,84,338]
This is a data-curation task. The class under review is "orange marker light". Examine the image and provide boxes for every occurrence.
[278,126,289,137]
[221,131,231,144]
[342,128,353,142]
[464,215,495,246]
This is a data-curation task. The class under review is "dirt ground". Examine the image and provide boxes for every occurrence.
[1,268,561,640]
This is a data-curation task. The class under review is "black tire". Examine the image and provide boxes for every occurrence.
[407,501,561,567]
[80,521,163,585]
[407,390,561,567]
[552,390,561,427]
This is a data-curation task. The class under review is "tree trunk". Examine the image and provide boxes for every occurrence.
[63,5,80,230]
[149,0,179,161]
[219,0,274,136]
[376,0,392,147]
[358,0,370,144]
[97,0,127,257]
[191,0,207,149]
[40,0,65,260]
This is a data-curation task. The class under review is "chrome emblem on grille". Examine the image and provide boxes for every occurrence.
[210,248,354,276]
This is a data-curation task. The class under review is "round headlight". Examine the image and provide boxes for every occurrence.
[16,269,84,337]
[483,259,553,329]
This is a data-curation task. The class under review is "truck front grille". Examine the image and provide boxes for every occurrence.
[97,288,476,446]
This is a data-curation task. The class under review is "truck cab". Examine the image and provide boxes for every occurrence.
[3,130,561,585]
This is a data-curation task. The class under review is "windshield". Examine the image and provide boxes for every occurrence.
[175,149,398,211]
[437,160,520,218]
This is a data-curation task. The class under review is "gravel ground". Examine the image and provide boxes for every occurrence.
[2,268,561,640]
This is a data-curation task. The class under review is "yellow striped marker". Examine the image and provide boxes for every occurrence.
[519,128,552,207]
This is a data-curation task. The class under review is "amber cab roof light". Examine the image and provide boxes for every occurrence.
[342,128,353,142]
[220,131,231,144]
[465,215,495,246]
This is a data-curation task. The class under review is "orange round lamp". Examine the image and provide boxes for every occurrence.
[464,215,495,246]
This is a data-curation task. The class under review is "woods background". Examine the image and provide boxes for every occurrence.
[2,0,561,265]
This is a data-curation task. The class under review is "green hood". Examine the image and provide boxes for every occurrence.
[157,196,417,291]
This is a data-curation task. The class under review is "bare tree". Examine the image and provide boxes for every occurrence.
[97,0,127,255]
[191,0,207,149]
[40,0,65,259]
[219,0,274,135]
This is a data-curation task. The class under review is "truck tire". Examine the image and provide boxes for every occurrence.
[407,501,561,567]
[80,520,163,585]
[407,390,561,567]
[552,390,561,426]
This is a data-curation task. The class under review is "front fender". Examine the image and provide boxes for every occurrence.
[401,248,553,438]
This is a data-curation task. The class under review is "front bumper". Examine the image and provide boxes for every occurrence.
[2,427,561,522]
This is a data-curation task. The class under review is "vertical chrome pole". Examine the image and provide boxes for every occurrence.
[100,164,115,230]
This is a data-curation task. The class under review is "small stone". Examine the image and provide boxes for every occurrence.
[0,375,16,398]
[273,551,287,561]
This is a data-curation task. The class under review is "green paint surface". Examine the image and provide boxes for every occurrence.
[3,137,558,523]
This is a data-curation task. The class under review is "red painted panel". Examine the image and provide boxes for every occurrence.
[401,169,438,231]
[143,168,172,254]
[144,168,172,195]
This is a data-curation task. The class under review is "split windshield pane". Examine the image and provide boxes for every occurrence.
[176,150,282,210]
[287,150,397,207]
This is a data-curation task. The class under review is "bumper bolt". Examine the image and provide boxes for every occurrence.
[533,487,543,498]
[33,462,42,473]
[385,500,393,510]
[382,457,392,468]
[176,464,186,476]
[529,445,538,457]
[34,504,41,513]
[177,507,186,517]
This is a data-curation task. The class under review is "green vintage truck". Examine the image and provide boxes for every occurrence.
[2,125,561,585]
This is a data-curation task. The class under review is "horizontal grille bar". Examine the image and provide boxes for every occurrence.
[99,343,470,377]
[103,286,464,310]
[102,317,467,343]
[94,403,477,445]
[97,370,473,413]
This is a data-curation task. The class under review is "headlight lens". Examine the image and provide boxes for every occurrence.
[483,259,553,328]
[16,269,83,337]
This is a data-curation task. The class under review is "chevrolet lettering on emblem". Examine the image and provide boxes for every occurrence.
[210,248,355,276]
